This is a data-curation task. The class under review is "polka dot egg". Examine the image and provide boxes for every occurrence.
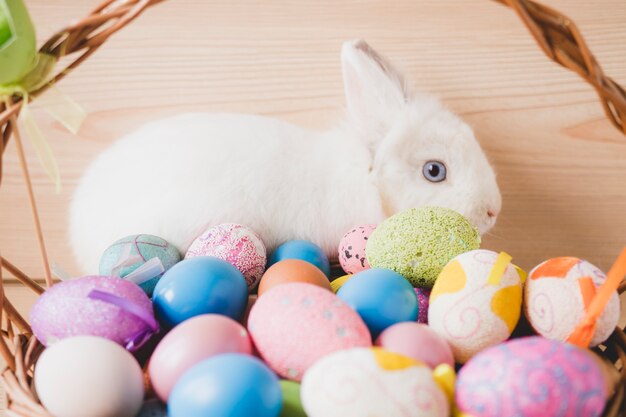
[248,283,371,381]
[338,224,376,274]
[186,223,267,290]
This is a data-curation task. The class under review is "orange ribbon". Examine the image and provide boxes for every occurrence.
[567,248,626,347]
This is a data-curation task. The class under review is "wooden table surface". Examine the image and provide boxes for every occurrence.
[1,0,626,413]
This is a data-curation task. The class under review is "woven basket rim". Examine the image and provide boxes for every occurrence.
[1,0,626,416]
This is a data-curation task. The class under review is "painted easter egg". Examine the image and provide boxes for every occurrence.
[248,283,371,381]
[30,276,157,351]
[168,354,282,417]
[0,0,37,84]
[415,287,431,324]
[149,314,252,401]
[279,380,307,417]
[375,322,454,368]
[258,259,331,296]
[99,234,181,296]
[524,257,620,347]
[186,223,267,289]
[269,240,330,277]
[337,268,418,338]
[338,224,377,274]
[34,336,144,417]
[152,257,248,328]
[428,250,524,363]
[366,207,480,287]
[301,347,450,417]
[456,336,607,417]
[330,274,352,293]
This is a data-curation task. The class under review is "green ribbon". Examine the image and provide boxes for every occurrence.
[1,0,86,194]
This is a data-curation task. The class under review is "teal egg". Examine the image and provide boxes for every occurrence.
[99,234,181,296]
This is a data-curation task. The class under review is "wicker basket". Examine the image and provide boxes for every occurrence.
[1,0,625,416]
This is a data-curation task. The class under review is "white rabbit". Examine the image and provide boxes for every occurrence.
[70,40,501,274]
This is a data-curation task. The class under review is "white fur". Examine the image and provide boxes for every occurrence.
[70,40,501,274]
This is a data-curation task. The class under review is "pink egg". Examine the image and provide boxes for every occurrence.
[30,276,156,351]
[375,322,454,368]
[338,224,377,274]
[149,314,252,401]
[248,283,371,381]
[185,223,267,289]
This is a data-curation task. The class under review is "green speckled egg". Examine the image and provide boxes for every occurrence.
[366,207,480,288]
[280,380,307,417]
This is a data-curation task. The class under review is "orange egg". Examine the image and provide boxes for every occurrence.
[258,259,331,296]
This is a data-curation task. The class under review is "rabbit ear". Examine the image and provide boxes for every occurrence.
[341,40,410,131]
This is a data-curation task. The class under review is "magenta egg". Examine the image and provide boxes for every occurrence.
[30,276,157,351]
[149,314,252,401]
[375,322,454,368]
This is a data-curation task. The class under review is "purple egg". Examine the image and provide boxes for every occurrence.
[414,287,430,324]
[30,276,157,351]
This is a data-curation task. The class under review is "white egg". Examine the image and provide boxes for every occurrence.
[35,336,144,417]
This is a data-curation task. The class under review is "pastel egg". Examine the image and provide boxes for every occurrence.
[280,380,307,417]
[337,268,418,338]
[338,224,377,274]
[99,234,181,296]
[456,336,607,417]
[269,240,330,277]
[149,314,252,401]
[301,347,449,417]
[248,282,371,381]
[30,276,157,351]
[330,274,352,293]
[524,257,620,347]
[428,250,524,363]
[366,207,480,288]
[168,354,282,417]
[375,322,454,368]
[34,336,144,417]
[186,223,267,290]
[152,257,248,328]
[258,259,331,296]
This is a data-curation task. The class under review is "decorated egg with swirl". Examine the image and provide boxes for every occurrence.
[524,257,620,347]
[301,347,451,417]
[428,250,524,363]
[456,336,608,417]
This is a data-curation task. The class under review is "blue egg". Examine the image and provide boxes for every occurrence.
[169,353,283,417]
[99,234,181,296]
[268,240,330,276]
[337,268,418,338]
[152,257,247,328]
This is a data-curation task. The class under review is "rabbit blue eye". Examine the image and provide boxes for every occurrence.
[423,161,446,183]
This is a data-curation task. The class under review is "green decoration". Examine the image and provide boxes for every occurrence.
[0,0,38,85]
[366,206,481,288]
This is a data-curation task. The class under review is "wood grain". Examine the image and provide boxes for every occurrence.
[0,0,625,297]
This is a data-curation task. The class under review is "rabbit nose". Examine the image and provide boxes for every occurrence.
[487,209,498,219]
